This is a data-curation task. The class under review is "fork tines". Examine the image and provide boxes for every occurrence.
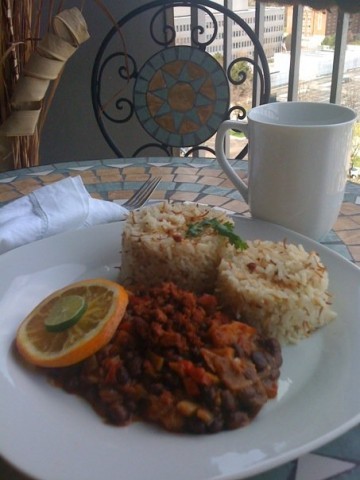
[123,176,161,210]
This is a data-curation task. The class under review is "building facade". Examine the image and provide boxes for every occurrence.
[284,5,360,40]
[325,10,360,38]
[174,3,285,60]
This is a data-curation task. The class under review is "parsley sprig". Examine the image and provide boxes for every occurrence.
[186,218,248,250]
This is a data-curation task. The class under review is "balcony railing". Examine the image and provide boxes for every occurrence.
[184,1,356,111]
[169,0,359,159]
[274,3,350,104]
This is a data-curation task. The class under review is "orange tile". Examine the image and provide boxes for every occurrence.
[348,245,360,261]
[77,173,98,184]
[13,179,42,195]
[174,174,199,183]
[199,194,230,206]
[156,174,175,182]
[336,229,360,246]
[218,172,247,186]
[122,166,147,174]
[197,168,223,177]
[219,178,238,188]
[340,203,360,216]
[95,168,114,177]
[99,173,123,183]
[0,183,15,192]
[13,178,41,190]
[175,167,199,175]
[40,173,67,184]
[222,199,249,214]
[108,191,130,201]
[125,173,152,182]
[333,216,360,231]
[149,166,173,175]
[67,171,98,183]
[108,190,166,202]
[351,215,360,226]
[0,190,19,203]
[197,176,224,186]
[90,192,102,200]
[169,191,199,202]
[149,190,166,200]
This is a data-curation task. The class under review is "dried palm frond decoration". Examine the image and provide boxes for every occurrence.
[0,3,89,171]
[260,0,360,13]
[0,1,128,172]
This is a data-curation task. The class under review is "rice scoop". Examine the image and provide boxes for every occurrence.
[120,202,336,344]
[120,202,237,293]
[216,240,337,344]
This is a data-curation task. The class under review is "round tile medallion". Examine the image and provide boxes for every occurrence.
[133,46,230,147]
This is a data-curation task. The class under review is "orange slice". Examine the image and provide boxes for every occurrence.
[16,278,128,368]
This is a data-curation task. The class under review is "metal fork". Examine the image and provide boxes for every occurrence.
[122,176,161,210]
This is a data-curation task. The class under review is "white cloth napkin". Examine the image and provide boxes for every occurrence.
[0,176,129,255]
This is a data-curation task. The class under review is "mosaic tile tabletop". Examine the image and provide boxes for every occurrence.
[1,156,359,267]
[0,157,359,480]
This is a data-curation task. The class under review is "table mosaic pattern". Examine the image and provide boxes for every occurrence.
[1,157,359,267]
[0,157,360,480]
[133,46,230,146]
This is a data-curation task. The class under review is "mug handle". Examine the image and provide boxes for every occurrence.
[215,120,249,203]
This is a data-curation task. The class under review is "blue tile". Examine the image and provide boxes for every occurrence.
[54,161,82,168]
[344,193,356,203]
[324,244,353,261]
[183,133,196,146]
[123,182,147,190]
[103,159,129,167]
[27,165,55,173]
[151,55,164,70]
[187,159,213,167]
[177,183,204,192]
[0,170,19,178]
[321,230,340,243]
[178,46,192,60]
[85,184,98,193]
[315,424,360,462]
[158,181,177,190]
[346,181,360,194]
[94,182,123,192]
[203,186,240,197]
[190,48,205,64]
[208,115,223,129]
[249,460,296,480]
[147,158,172,165]
[338,466,360,479]
[165,48,177,62]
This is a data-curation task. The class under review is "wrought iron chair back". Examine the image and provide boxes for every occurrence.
[91,0,271,159]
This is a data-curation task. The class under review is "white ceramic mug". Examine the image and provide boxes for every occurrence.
[215,102,357,240]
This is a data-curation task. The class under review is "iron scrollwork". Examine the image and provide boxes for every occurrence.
[149,2,218,49]
[91,0,271,158]
[228,56,267,105]
[96,52,137,124]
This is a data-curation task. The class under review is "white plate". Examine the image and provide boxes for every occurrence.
[1,218,360,480]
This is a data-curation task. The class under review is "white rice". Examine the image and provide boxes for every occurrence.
[215,240,337,343]
[120,202,336,343]
[120,201,231,293]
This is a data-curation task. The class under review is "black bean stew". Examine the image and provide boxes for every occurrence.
[47,282,282,434]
